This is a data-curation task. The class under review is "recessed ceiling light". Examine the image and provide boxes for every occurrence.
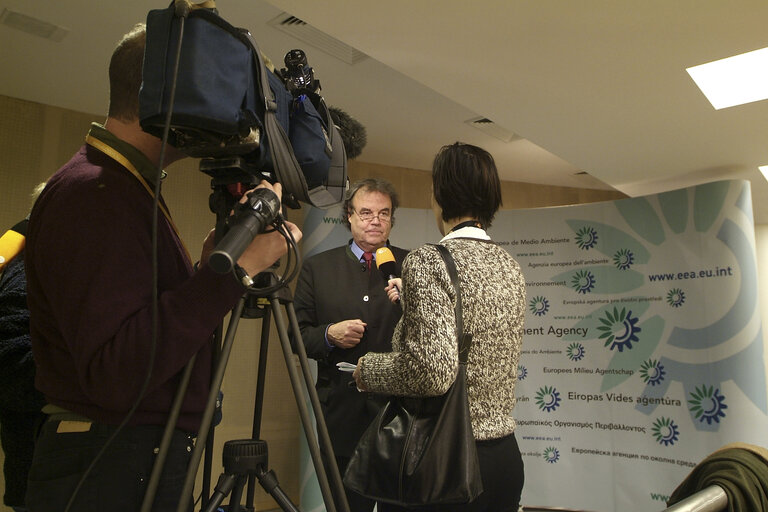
[759,165,768,181]
[266,13,367,65]
[0,8,69,42]
[686,47,768,110]
[464,117,520,143]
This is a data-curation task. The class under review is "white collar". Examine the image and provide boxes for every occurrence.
[440,225,491,242]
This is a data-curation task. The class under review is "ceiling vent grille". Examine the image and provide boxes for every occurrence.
[465,117,520,143]
[0,8,69,42]
[267,13,367,65]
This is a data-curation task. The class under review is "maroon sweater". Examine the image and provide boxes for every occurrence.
[25,132,245,432]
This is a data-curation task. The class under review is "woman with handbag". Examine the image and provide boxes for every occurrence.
[352,142,526,511]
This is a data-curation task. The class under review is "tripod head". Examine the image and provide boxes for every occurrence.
[241,264,296,319]
[202,439,299,512]
[223,439,269,475]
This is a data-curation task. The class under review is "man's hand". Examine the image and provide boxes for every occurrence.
[327,319,367,349]
[200,228,217,266]
[199,181,303,277]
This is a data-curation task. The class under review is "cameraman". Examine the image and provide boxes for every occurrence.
[23,23,301,512]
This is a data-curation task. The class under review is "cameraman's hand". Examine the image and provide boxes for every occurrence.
[200,228,217,267]
[236,182,302,277]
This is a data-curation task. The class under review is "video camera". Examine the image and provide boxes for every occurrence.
[138,0,348,210]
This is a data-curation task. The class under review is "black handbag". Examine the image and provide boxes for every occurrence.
[343,244,483,506]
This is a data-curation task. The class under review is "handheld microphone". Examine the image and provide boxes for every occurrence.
[375,247,400,303]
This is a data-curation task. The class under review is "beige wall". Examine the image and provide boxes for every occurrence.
[0,93,635,511]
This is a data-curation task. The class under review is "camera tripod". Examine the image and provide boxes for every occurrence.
[180,270,351,512]
[137,179,350,512]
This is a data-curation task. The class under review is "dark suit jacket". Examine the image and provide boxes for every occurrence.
[293,241,408,456]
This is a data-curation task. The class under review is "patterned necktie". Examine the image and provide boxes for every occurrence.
[362,251,374,270]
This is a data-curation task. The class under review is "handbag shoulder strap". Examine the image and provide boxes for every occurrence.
[432,244,472,363]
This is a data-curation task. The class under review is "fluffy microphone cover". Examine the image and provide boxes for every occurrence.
[329,106,367,159]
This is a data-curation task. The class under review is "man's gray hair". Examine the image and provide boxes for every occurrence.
[342,178,399,230]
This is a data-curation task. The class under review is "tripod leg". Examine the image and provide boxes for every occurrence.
[201,473,239,512]
[251,304,271,440]
[227,475,247,512]
[256,466,301,512]
[284,300,352,512]
[246,304,273,508]
[203,323,225,503]
[140,353,196,512]
[177,298,247,512]
[269,296,350,512]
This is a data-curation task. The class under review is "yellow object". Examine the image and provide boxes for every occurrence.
[375,247,396,265]
[0,228,25,271]
[56,421,93,433]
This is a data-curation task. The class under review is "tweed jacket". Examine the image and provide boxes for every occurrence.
[359,237,525,440]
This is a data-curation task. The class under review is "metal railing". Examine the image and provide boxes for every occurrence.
[662,485,727,512]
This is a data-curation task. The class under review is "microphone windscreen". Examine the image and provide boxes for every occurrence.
[329,106,367,159]
[375,247,396,266]
[376,247,398,280]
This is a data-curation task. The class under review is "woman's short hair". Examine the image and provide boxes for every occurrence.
[342,178,400,230]
[432,142,502,228]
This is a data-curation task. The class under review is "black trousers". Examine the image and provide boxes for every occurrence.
[25,420,194,512]
[378,433,524,512]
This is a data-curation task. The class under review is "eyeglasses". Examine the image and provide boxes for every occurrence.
[353,209,392,223]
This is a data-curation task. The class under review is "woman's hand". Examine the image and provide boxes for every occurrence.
[385,278,402,304]
[352,359,368,392]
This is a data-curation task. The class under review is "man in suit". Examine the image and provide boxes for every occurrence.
[293,178,408,511]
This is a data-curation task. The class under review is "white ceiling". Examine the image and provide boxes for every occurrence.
[2,1,768,222]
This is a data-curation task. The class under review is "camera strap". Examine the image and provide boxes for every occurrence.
[242,31,310,205]
[85,133,192,264]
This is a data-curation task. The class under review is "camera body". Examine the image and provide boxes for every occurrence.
[139,5,347,209]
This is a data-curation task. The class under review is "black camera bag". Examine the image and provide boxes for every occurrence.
[139,0,347,208]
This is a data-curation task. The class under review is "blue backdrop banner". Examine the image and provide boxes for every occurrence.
[298,179,767,511]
